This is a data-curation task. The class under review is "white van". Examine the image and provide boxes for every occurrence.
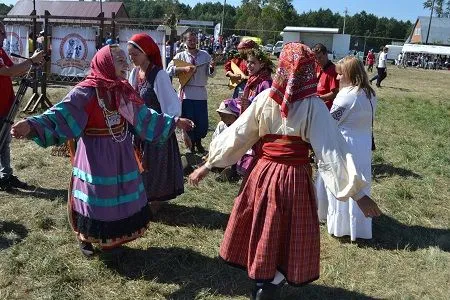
[385,45,403,62]
[272,41,283,57]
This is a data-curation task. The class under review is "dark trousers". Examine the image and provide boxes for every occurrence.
[370,67,387,86]
[181,99,208,142]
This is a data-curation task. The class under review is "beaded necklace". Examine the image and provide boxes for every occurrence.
[95,88,128,143]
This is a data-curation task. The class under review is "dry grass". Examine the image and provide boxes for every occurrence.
[0,65,449,300]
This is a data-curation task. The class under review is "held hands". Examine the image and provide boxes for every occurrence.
[188,165,210,186]
[11,120,31,139]
[175,117,194,132]
[356,196,382,218]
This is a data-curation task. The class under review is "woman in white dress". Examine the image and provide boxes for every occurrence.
[326,56,377,241]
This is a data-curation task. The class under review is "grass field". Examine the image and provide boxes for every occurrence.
[0,65,449,300]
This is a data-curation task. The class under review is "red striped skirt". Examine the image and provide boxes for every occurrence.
[219,135,320,285]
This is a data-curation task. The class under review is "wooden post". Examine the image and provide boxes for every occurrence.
[99,12,104,47]
[111,12,116,43]
[28,4,39,104]
[24,10,52,112]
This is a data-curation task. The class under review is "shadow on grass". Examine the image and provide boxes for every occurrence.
[2,185,67,202]
[340,215,450,252]
[0,221,28,250]
[280,284,378,299]
[101,246,250,299]
[101,246,378,299]
[153,203,229,230]
[372,163,422,180]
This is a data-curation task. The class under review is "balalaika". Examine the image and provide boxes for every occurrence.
[0,53,35,150]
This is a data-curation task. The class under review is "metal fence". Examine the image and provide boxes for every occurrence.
[2,13,165,87]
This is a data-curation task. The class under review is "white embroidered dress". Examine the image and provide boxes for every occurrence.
[318,86,377,240]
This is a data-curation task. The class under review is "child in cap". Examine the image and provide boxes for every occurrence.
[212,99,239,140]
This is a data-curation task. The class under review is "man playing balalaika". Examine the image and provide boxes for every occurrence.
[166,31,215,154]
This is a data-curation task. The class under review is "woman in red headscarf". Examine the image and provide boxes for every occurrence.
[11,45,193,257]
[224,39,258,98]
[127,33,184,214]
[189,43,381,298]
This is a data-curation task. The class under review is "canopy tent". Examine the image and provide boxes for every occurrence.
[402,43,450,56]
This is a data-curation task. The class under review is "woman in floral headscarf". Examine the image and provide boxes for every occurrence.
[11,45,193,257]
[189,43,381,299]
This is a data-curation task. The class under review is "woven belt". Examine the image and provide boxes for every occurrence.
[84,123,125,136]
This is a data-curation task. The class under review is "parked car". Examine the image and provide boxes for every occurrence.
[262,43,274,53]
[272,41,283,57]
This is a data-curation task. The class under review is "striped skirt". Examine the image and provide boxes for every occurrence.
[219,157,320,285]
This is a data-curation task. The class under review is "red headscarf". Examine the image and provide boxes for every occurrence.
[128,33,163,68]
[77,45,143,107]
[237,39,258,50]
[269,43,318,118]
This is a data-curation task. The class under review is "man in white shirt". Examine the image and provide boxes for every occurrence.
[369,47,388,87]
[167,31,215,153]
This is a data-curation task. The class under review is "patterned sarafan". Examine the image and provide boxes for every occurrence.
[269,43,318,117]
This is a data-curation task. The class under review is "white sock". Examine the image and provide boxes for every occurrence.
[270,270,285,285]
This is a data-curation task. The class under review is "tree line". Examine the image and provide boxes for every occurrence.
[1,1,416,49]
[423,0,450,17]
[122,0,414,47]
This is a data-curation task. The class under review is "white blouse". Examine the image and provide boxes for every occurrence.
[205,89,368,201]
[129,67,181,117]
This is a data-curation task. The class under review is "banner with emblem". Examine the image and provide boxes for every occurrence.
[214,23,221,43]
[2,25,29,64]
[51,26,96,77]
[118,29,166,67]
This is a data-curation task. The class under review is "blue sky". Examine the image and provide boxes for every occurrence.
[182,0,429,22]
[2,0,430,22]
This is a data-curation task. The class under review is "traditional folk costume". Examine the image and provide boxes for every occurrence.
[26,46,176,249]
[225,68,272,176]
[204,43,368,287]
[128,34,184,202]
[167,48,214,150]
[224,39,258,98]
[324,86,377,240]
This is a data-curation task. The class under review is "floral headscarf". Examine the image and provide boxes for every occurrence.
[269,43,317,118]
[77,45,143,107]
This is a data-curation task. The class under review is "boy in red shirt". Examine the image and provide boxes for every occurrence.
[313,43,339,110]
[0,22,45,190]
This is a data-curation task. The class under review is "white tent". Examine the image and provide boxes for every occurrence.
[402,43,450,56]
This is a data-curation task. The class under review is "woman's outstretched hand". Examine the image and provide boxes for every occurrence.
[357,196,382,218]
[188,165,210,186]
[11,120,31,139]
[176,117,194,132]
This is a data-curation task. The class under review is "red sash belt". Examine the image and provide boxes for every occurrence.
[260,134,310,165]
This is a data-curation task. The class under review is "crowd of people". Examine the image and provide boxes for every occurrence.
[1,21,383,299]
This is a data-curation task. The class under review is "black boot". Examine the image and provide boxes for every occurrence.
[250,283,278,300]
[79,241,95,257]
[195,140,206,154]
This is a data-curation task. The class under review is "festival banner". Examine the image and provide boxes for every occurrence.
[214,23,221,42]
[118,29,166,67]
[51,26,96,77]
[2,25,29,64]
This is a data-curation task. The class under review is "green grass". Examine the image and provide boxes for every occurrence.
[0,66,449,299]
